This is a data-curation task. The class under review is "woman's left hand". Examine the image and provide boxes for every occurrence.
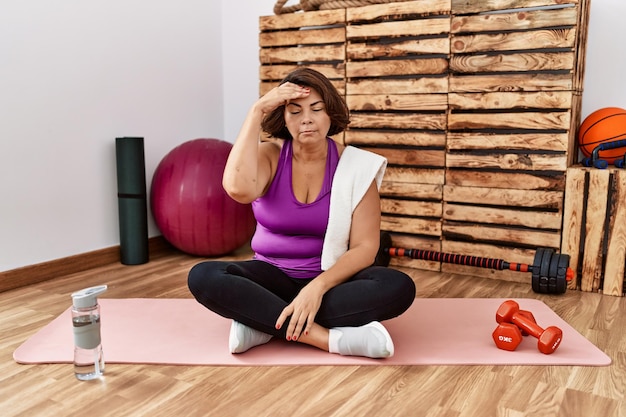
[275,280,325,342]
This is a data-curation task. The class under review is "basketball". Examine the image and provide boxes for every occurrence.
[578,107,626,164]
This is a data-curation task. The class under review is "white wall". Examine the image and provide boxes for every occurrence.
[1,0,625,272]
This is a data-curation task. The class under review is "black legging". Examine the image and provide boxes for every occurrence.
[188,260,416,338]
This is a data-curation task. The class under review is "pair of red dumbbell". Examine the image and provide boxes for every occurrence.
[492,300,563,354]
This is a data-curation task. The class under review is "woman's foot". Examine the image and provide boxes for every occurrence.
[328,321,394,358]
[229,320,273,353]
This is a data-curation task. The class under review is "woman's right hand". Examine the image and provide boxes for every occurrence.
[256,82,310,115]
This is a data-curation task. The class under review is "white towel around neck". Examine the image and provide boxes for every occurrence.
[321,146,387,270]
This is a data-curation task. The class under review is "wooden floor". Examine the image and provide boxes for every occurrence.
[1,248,625,417]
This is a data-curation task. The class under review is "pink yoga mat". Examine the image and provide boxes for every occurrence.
[13,298,611,366]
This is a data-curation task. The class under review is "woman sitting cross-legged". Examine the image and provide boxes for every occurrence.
[188,67,416,358]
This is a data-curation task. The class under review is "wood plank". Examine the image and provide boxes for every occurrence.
[451,7,578,33]
[561,167,585,290]
[347,77,448,95]
[384,167,446,185]
[443,223,562,248]
[444,185,563,210]
[365,147,445,167]
[445,153,568,172]
[347,18,450,39]
[449,92,573,110]
[345,130,446,147]
[446,169,564,190]
[449,52,575,73]
[442,240,536,266]
[382,199,443,217]
[381,215,442,236]
[581,170,610,293]
[380,181,443,200]
[260,63,345,81]
[347,0,451,21]
[451,0,579,15]
[451,29,576,54]
[347,58,448,77]
[347,93,448,111]
[347,37,449,59]
[350,113,447,130]
[259,27,345,47]
[259,9,345,31]
[260,44,345,64]
[448,111,570,130]
[447,132,569,152]
[449,73,573,93]
[443,202,562,229]
[603,171,626,296]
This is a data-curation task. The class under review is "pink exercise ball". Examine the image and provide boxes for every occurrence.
[150,138,256,256]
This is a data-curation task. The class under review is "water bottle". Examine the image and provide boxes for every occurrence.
[71,285,107,380]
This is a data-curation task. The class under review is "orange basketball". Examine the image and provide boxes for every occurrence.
[578,107,626,164]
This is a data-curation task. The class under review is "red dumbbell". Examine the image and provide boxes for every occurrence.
[495,300,563,354]
[492,310,539,351]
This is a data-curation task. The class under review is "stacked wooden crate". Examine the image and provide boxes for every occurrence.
[345,1,451,270]
[441,0,588,282]
[258,0,591,284]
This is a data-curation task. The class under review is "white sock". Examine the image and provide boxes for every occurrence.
[229,320,273,354]
[328,321,394,358]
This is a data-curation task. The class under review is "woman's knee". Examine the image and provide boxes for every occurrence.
[187,261,224,299]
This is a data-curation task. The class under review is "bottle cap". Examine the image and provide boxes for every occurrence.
[71,285,108,308]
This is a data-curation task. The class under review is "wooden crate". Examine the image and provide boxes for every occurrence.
[562,167,626,296]
[258,0,591,281]
[345,1,450,270]
[441,0,587,281]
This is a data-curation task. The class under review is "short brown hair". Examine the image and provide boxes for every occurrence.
[261,68,350,140]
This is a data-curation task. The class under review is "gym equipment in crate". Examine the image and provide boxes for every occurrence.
[582,139,626,169]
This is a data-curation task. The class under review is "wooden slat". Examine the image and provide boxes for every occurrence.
[347,58,449,77]
[449,52,575,73]
[442,240,536,266]
[347,93,448,111]
[259,9,345,31]
[347,18,450,39]
[350,113,447,130]
[382,215,442,236]
[449,73,573,93]
[561,167,585,290]
[581,170,610,293]
[260,63,345,82]
[347,0,451,21]
[384,167,446,185]
[260,44,345,64]
[382,199,443,217]
[451,7,578,33]
[347,37,449,59]
[448,111,570,131]
[444,185,563,210]
[381,181,443,200]
[445,153,567,172]
[603,171,626,296]
[345,130,446,147]
[447,132,569,152]
[451,29,576,54]
[367,147,446,167]
[348,77,448,95]
[259,27,345,47]
[451,0,578,15]
[443,202,562,229]
[448,92,573,110]
[446,170,564,190]
[443,223,562,248]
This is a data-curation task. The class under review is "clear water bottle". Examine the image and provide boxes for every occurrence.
[71,285,107,380]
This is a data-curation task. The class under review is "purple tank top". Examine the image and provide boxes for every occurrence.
[251,138,339,279]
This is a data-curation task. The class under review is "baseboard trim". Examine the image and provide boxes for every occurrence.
[0,236,174,293]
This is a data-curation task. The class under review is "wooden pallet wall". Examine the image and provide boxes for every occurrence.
[259,0,590,282]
